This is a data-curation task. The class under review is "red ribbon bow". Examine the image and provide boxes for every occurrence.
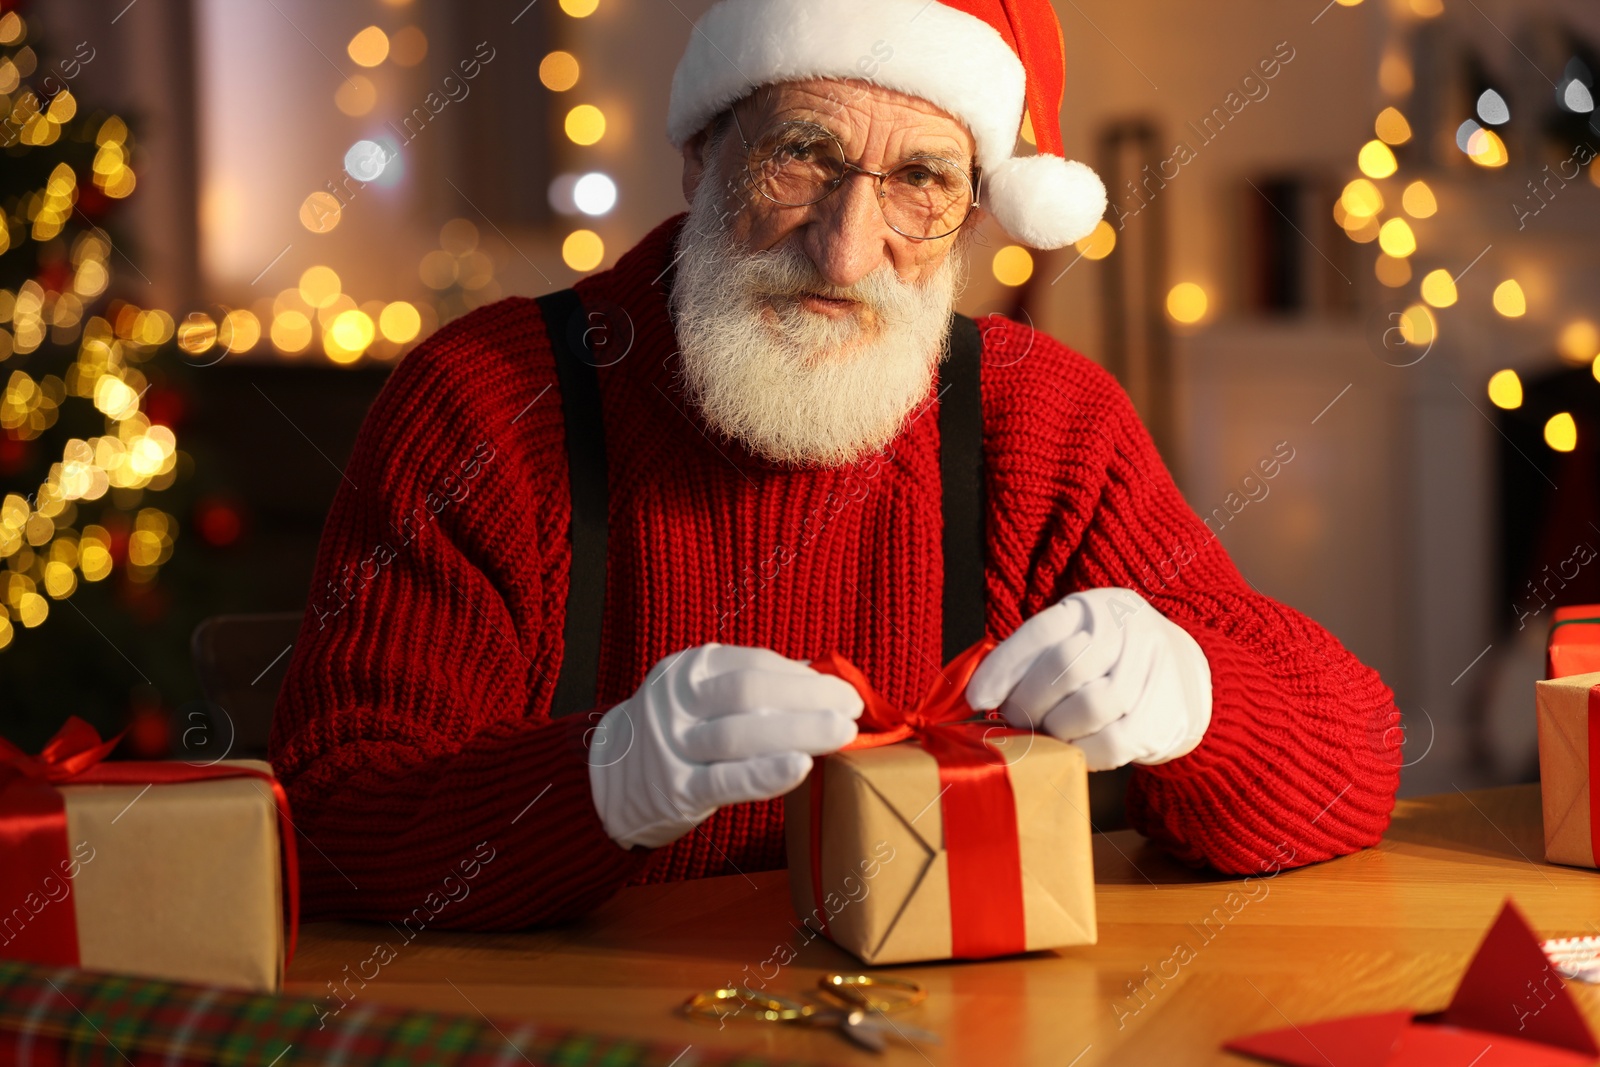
[0,717,300,971]
[805,635,1033,959]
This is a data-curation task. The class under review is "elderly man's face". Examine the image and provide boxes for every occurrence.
[681,79,979,296]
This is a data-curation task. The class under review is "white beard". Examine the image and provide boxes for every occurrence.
[667,152,971,468]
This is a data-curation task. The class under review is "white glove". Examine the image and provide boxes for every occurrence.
[964,588,1212,771]
[586,643,864,850]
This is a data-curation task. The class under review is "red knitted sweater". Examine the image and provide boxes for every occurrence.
[270,213,1401,929]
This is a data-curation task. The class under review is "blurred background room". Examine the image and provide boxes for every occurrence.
[2,0,1598,803]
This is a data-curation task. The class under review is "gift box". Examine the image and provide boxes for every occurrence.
[1536,670,1600,868]
[0,717,298,992]
[1548,605,1600,679]
[785,637,1097,965]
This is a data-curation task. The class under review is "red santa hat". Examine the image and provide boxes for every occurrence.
[666,0,1107,250]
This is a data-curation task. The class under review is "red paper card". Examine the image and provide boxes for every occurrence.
[1225,901,1600,1066]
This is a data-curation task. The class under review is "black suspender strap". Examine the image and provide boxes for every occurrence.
[939,312,987,665]
[536,289,609,719]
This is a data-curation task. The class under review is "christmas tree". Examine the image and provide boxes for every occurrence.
[0,5,239,756]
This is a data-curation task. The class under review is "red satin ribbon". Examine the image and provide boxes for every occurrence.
[0,717,300,970]
[804,635,1032,959]
[1589,686,1600,868]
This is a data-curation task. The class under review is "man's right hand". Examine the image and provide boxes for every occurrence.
[585,643,863,850]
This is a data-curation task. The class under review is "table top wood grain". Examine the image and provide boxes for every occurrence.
[284,784,1600,1065]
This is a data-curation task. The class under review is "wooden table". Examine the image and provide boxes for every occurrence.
[285,785,1600,1065]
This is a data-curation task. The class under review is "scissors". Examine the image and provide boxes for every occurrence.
[683,973,940,1053]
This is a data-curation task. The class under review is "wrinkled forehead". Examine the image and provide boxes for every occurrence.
[735,78,977,160]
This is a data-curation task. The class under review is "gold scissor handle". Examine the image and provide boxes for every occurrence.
[817,974,927,1014]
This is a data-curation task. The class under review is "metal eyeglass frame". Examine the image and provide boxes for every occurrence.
[727,105,981,242]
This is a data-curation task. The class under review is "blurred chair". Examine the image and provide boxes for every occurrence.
[189,613,303,761]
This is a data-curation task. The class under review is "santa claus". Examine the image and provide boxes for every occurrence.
[271,0,1401,928]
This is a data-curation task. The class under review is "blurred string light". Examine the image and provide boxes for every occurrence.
[1166,283,1209,325]
[1558,321,1600,366]
[1487,369,1522,410]
[1378,218,1416,258]
[1375,106,1412,145]
[1074,220,1116,261]
[991,246,1033,287]
[1492,280,1526,318]
[556,3,609,274]
[563,230,605,272]
[573,172,618,216]
[1401,180,1436,218]
[1408,0,1443,17]
[1558,59,1594,114]
[1358,139,1398,178]
[1545,413,1578,453]
[347,26,390,67]
[1475,89,1510,126]
[1420,269,1458,308]
[540,51,580,92]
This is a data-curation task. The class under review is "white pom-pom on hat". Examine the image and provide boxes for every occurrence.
[983,154,1108,251]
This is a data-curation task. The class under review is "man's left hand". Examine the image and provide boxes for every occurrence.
[964,588,1212,771]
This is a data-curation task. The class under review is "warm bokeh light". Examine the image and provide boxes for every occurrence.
[540,51,580,92]
[1074,220,1116,261]
[1375,254,1412,288]
[1420,269,1457,308]
[379,302,422,343]
[1544,413,1578,453]
[299,266,342,309]
[335,75,377,117]
[1166,283,1209,325]
[329,309,375,352]
[563,230,606,272]
[1375,107,1412,145]
[390,26,428,66]
[176,313,217,356]
[565,104,606,145]
[220,309,260,353]
[299,191,342,234]
[1409,0,1444,16]
[1558,321,1600,365]
[1340,178,1384,218]
[1487,369,1522,410]
[1492,279,1526,318]
[560,0,600,14]
[1343,214,1381,243]
[1401,180,1437,218]
[1466,128,1508,167]
[1398,304,1437,346]
[271,311,313,354]
[1358,139,1398,179]
[992,246,1034,287]
[1378,218,1417,258]
[347,27,390,67]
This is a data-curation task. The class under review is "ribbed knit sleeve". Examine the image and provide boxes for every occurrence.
[268,298,651,929]
[977,315,1401,875]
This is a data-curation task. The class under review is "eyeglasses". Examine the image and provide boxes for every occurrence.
[729,107,980,242]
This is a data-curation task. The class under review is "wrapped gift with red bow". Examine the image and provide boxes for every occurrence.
[784,636,1097,965]
[0,717,298,992]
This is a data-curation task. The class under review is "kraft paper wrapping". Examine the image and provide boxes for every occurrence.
[784,733,1096,965]
[56,758,286,992]
[1536,673,1600,869]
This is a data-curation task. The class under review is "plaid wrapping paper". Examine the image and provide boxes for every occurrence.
[0,959,831,1067]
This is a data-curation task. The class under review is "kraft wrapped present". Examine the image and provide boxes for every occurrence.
[0,717,298,992]
[1549,605,1600,679]
[785,636,1097,965]
[1536,671,1600,868]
